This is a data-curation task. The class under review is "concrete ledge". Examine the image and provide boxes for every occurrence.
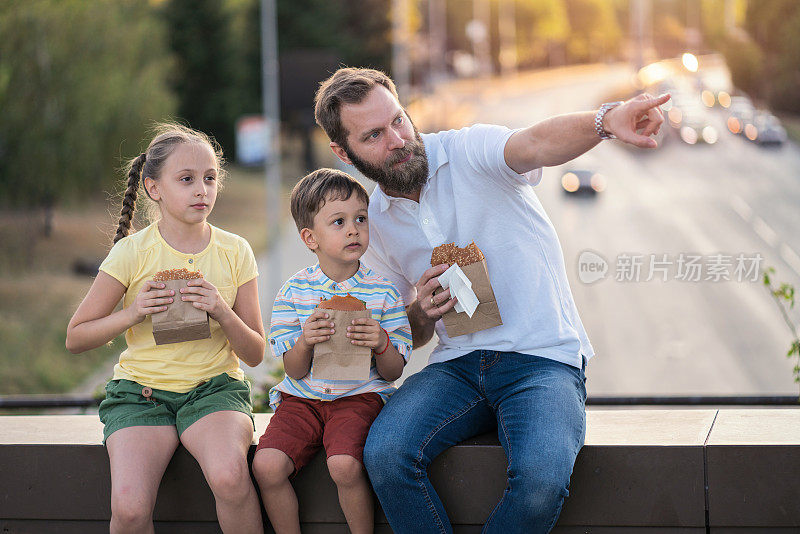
[1,409,798,532]
[706,409,800,533]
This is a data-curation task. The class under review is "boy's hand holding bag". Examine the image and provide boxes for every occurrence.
[151,268,211,345]
[312,294,372,380]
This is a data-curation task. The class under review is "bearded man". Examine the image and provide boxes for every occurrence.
[313,67,668,533]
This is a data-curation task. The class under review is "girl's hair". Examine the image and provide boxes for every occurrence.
[114,122,225,244]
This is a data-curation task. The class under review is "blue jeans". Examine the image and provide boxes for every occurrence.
[363,350,586,534]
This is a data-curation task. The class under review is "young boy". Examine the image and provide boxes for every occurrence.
[252,168,412,534]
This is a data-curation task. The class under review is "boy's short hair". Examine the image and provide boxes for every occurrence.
[290,168,370,232]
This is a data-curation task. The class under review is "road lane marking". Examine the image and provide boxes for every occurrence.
[728,195,800,277]
[780,244,800,278]
[751,216,778,248]
[729,195,752,222]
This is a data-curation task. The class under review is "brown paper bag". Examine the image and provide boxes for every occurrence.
[151,279,211,345]
[312,307,373,380]
[435,260,503,338]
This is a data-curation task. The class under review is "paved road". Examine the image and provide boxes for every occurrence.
[250,62,800,397]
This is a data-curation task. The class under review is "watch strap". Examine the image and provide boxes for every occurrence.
[595,101,623,140]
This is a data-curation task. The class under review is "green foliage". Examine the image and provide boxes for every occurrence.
[777,112,800,145]
[701,0,747,47]
[515,0,571,67]
[455,0,626,72]
[721,35,764,100]
[0,279,120,395]
[564,0,623,63]
[444,0,477,61]
[251,389,273,413]
[249,362,283,413]
[277,0,391,70]
[159,0,244,154]
[762,267,800,393]
[227,0,263,120]
[724,0,800,113]
[762,4,800,113]
[156,0,392,155]
[525,0,570,42]
[0,0,176,209]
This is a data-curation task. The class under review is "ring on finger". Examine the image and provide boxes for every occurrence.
[430,295,436,308]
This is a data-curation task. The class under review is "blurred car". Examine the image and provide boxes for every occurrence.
[663,91,697,128]
[729,95,754,109]
[678,110,719,145]
[727,96,755,135]
[664,92,718,145]
[561,170,606,196]
[700,70,733,108]
[747,111,787,145]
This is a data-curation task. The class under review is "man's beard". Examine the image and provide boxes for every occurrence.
[344,128,429,195]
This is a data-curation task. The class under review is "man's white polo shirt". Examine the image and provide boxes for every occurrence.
[362,124,594,369]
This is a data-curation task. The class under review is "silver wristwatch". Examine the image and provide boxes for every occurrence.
[595,101,623,140]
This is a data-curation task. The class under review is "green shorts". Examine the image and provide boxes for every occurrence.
[99,372,254,443]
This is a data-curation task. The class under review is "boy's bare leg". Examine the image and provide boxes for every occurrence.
[252,447,302,534]
[327,454,374,534]
[106,425,180,534]
[180,411,263,534]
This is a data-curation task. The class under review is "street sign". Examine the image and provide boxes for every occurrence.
[235,115,270,167]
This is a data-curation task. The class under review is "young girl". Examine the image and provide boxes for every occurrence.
[66,124,264,534]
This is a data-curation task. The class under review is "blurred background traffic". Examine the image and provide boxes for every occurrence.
[1,0,798,404]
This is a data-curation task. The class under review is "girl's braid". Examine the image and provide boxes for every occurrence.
[114,153,146,244]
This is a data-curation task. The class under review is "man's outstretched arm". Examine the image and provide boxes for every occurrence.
[504,93,671,174]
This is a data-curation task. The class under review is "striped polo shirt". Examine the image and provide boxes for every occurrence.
[268,262,412,410]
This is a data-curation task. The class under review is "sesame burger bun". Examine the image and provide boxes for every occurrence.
[319,294,367,311]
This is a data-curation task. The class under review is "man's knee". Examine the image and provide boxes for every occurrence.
[363,424,415,486]
[362,429,388,475]
[509,464,571,512]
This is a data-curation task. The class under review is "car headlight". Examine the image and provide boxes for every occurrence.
[680,126,698,144]
[701,90,715,107]
[590,174,606,192]
[702,126,718,144]
[561,173,580,192]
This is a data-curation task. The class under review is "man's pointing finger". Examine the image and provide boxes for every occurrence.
[638,93,671,111]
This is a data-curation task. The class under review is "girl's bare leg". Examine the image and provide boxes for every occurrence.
[106,425,180,534]
[180,410,263,534]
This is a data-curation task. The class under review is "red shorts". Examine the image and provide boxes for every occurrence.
[256,392,384,473]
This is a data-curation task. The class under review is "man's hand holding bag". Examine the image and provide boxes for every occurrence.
[431,242,503,337]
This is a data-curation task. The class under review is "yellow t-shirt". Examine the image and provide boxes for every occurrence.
[99,222,259,392]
